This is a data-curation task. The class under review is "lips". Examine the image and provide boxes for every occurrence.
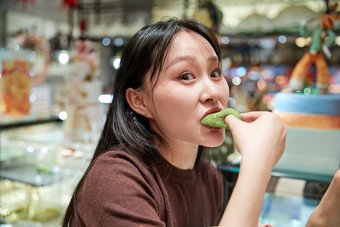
[201,107,223,121]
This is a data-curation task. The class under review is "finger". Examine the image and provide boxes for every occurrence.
[240,111,270,123]
[225,114,243,130]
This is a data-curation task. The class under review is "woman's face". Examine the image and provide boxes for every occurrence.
[144,30,229,148]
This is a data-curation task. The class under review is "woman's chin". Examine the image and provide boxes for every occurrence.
[200,136,225,148]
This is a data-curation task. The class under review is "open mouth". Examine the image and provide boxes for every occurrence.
[201,107,222,121]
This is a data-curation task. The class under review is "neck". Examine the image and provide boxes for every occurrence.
[157,139,199,170]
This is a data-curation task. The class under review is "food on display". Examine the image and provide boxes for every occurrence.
[1,59,31,116]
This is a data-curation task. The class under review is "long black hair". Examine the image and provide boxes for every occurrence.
[62,18,221,226]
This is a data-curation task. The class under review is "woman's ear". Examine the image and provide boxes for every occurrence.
[126,88,149,117]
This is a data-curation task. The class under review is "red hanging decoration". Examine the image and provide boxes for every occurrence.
[61,0,78,9]
[80,18,87,36]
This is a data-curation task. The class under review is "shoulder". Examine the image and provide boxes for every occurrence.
[86,150,156,189]
[75,150,166,225]
[92,150,144,170]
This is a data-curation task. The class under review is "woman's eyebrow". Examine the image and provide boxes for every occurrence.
[165,55,219,70]
[165,56,194,70]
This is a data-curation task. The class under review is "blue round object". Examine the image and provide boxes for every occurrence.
[274,93,340,116]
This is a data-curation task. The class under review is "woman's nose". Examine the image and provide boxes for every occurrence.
[200,78,220,103]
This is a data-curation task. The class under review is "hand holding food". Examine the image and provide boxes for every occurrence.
[225,111,286,169]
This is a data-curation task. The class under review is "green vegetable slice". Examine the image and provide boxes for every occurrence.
[201,108,242,129]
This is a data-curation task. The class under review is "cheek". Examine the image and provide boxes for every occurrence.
[153,87,195,121]
[222,81,230,106]
[151,86,197,133]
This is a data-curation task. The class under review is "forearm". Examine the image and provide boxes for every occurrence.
[219,160,272,227]
[306,170,340,227]
[220,112,286,226]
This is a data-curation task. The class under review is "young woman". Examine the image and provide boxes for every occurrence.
[63,18,286,226]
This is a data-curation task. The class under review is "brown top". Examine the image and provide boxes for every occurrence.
[71,150,224,227]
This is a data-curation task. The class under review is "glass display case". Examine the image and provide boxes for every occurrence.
[0,118,91,226]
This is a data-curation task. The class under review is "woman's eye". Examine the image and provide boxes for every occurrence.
[210,69,222,78]
[179,73,194,81]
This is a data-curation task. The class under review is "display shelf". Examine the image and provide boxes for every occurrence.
[0,115,62,131]
[0,122,90,225]
[0,163,65,187]
[218,164,334,183]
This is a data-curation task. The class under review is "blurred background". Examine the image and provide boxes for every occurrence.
[0,0,339,226]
